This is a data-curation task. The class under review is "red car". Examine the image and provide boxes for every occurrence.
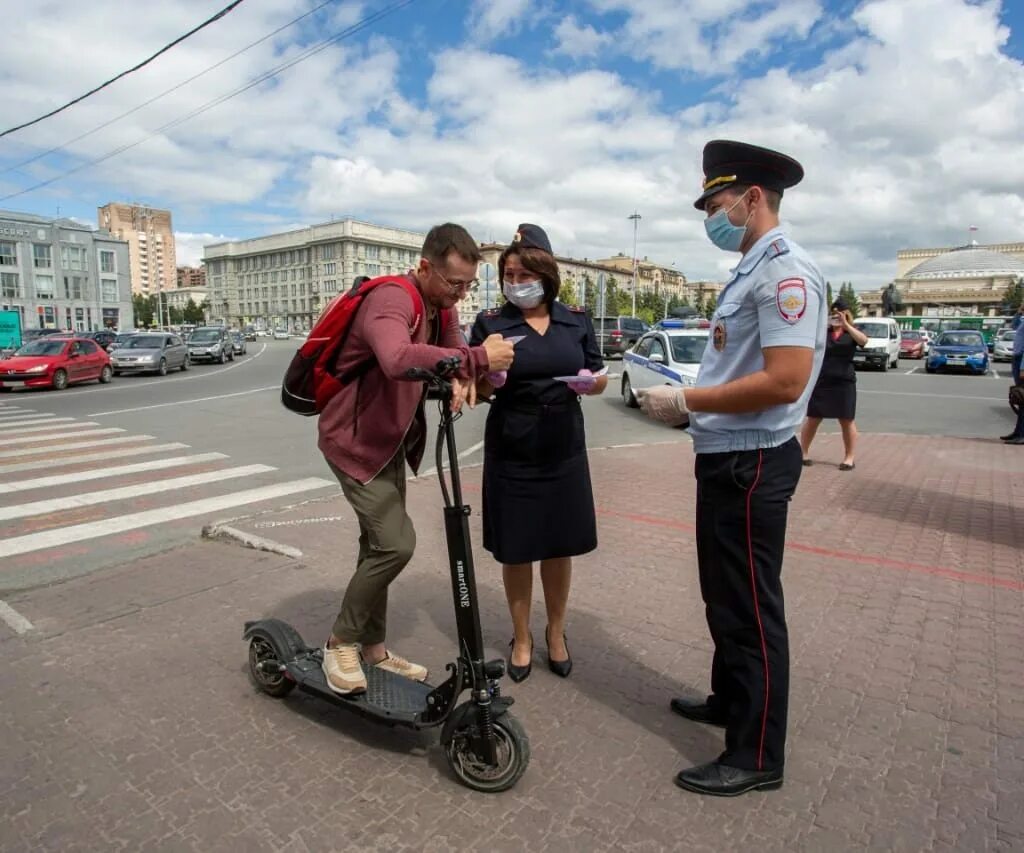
[0,337,113,391]
[900,330,926,359]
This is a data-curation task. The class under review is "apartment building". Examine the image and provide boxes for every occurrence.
[0,209,133,331]
[176,265,206,289]
[98,203,177,297]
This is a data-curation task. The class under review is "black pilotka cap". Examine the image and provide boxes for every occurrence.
[694,140,805,210]
[511,223,553,254]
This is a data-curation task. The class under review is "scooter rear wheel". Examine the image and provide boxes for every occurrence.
[248,636,296,697]
[445,710,530,792]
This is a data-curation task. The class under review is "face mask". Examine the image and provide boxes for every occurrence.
[704,192,751,252]
[503,280,545,310]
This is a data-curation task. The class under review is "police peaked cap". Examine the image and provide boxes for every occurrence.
[511,223,553,255]
[694,140,804,210]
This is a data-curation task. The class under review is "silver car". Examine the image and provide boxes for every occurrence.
[110,333,189,376]
[993,328,1016,362]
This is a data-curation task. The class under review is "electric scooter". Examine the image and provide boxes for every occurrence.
[244,356,530,792]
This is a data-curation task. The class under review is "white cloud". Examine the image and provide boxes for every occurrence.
[174,231,232,267]
[468,0,536,42]
[553,14,611,58]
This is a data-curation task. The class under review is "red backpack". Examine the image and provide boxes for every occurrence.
[281,275,447,416]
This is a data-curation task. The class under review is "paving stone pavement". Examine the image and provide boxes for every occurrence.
[1,433,1022,852]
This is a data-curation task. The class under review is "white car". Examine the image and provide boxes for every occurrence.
[621,326,709,408]
[272,329,290,340]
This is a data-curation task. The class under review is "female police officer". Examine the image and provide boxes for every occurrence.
[470,224,606,682]
[638,141,827,796]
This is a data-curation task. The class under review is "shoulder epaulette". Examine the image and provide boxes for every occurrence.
[567,305,586,313]
[481,307,501,317]
[766,238,790,259]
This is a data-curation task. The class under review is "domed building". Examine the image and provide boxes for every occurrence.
[861,241,1024,317]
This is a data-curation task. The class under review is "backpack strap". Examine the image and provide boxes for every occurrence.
[337,276,427,382]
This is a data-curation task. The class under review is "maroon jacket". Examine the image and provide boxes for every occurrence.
[317,276,490,484]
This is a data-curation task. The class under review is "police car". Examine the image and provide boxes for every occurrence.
[621,319,710,408]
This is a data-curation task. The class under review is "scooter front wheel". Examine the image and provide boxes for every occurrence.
[445,710,530,792]
[248,636,296,698]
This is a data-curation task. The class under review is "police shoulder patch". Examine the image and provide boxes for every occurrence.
[775,278,807,324]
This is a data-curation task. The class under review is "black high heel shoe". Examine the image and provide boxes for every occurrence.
[545,625,573,678]
[507,635,533,683]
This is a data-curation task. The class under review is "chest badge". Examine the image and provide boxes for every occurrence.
[712,319,727,351]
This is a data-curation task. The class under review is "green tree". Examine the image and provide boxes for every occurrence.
[559,277,580,307]
[182,298,205,324]
[826,281,834,308]
[131,294,156,328]
[1003,277,1024,313]
[839,282,861,318]
[167,306,184,325]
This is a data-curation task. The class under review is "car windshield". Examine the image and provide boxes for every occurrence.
[125,336,166,349]
[190,330,221,342]
[901,331,921,340]
[936,332,984,347]
[15,340,66,356]
[670,335,709,363]
[999,330,1016,340]
[855,323,890,338]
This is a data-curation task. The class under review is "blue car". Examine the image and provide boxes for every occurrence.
[925,330,990,375]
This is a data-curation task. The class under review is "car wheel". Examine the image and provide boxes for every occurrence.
[218,349,227,364]
[158,358,168,376]
[181,356,190,372]
[622,375,639,408]
[925,366,937,374]
[881,358,889,373]
[52,369,68,390]
[228,349,234,362]
[99,365,113,384]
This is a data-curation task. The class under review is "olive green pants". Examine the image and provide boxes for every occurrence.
[329,453,416,645]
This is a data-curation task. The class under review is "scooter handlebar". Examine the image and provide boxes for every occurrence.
[405,356,462,386]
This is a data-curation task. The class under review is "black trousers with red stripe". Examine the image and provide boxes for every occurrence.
[694,437,802,771]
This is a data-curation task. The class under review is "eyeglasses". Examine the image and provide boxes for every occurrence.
[431,263,479,293]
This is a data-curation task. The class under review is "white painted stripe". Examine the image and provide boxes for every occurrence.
[0,452,228,493]
[0,442,189,474]
[89,385,277,417]
[0,427,124,447]
[0,434,154,460]
[0,416,67,430]
[0,465,277,521]
[0,421,100,436]
[416,440,486,479]
[0,478,335,558]
[859,389,1003,402]
[0,409,39,417]
[0,600,33,634]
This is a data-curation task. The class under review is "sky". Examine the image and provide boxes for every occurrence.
[0,0,1022,291]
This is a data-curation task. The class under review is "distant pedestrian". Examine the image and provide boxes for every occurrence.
[470,224,606,683]
[799,298,869,470]
[638,140,826,797]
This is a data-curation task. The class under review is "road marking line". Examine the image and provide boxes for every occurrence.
[0,442,189,474]
[0,453,229,492]
[0,427,124,447]
[0,478,335,559]
[859,389,1004,402]
[0,434,154,460]
[0,409,39,417]
[89,385,278,417]
[0,416,66,429]
[0,421,99,436]
[416,440,485,479]
[0,600,33,634]
[0,464,277,522]
[904,367,918,375]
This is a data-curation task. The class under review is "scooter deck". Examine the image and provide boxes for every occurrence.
[285,653,435,725]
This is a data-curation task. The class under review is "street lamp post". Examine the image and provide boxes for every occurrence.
[628,211,642,316]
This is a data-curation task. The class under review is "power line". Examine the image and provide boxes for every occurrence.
[0,0,420,203]
[0,0,249,139]
[1,0,342,178]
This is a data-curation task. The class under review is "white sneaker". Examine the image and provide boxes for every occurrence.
[322,643,367,695]
[373,650,428,682]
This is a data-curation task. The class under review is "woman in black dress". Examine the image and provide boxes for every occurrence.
[470,224,606,682]
[800,298,869,470]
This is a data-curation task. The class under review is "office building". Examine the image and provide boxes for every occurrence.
[176,265,206,289]
[98,203,177,297]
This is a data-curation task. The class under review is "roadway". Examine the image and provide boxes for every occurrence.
[0,338,1015,595]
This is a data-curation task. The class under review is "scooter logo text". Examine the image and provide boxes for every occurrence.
[455,560,470,607]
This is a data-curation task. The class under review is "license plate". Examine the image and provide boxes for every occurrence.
[1,380,25,387]
[853,355,866,362]
[949,356,966,362]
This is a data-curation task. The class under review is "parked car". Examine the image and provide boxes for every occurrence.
[230,330,247,356]
[20,328,67,345]
[993,328,1016,362]
[0,337,113,391]
[51,329,119,352]
[899,329,927,359]
[187,327,235,363]
[595,316,647,358]
[926,331,990,375]
[243,326,258,342]
[852,317,901,371]
[110,332,190,376]
[272,328,290,340]
[107,331,140,352]
[621,327,709,408]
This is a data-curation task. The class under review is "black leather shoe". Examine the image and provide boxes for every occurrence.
[545,626,572,678]
[1004,436,1024,445]
[674,760,783,797]
[1000,433,1019,441]
[669,697,727,728]
[507,635,532,683]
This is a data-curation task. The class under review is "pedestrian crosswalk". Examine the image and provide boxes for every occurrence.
[0,402,336,568]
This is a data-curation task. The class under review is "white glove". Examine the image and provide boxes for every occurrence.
[637,385,689,426]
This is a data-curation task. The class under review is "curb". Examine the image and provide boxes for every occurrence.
[201,522,303,559]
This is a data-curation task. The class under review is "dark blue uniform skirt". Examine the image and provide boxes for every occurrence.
[481,400,598,565]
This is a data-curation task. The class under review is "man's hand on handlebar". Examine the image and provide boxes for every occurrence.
[452,377,476,413]
[482,334,515,372]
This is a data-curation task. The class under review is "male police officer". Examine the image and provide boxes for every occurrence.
[638,140,826,796]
